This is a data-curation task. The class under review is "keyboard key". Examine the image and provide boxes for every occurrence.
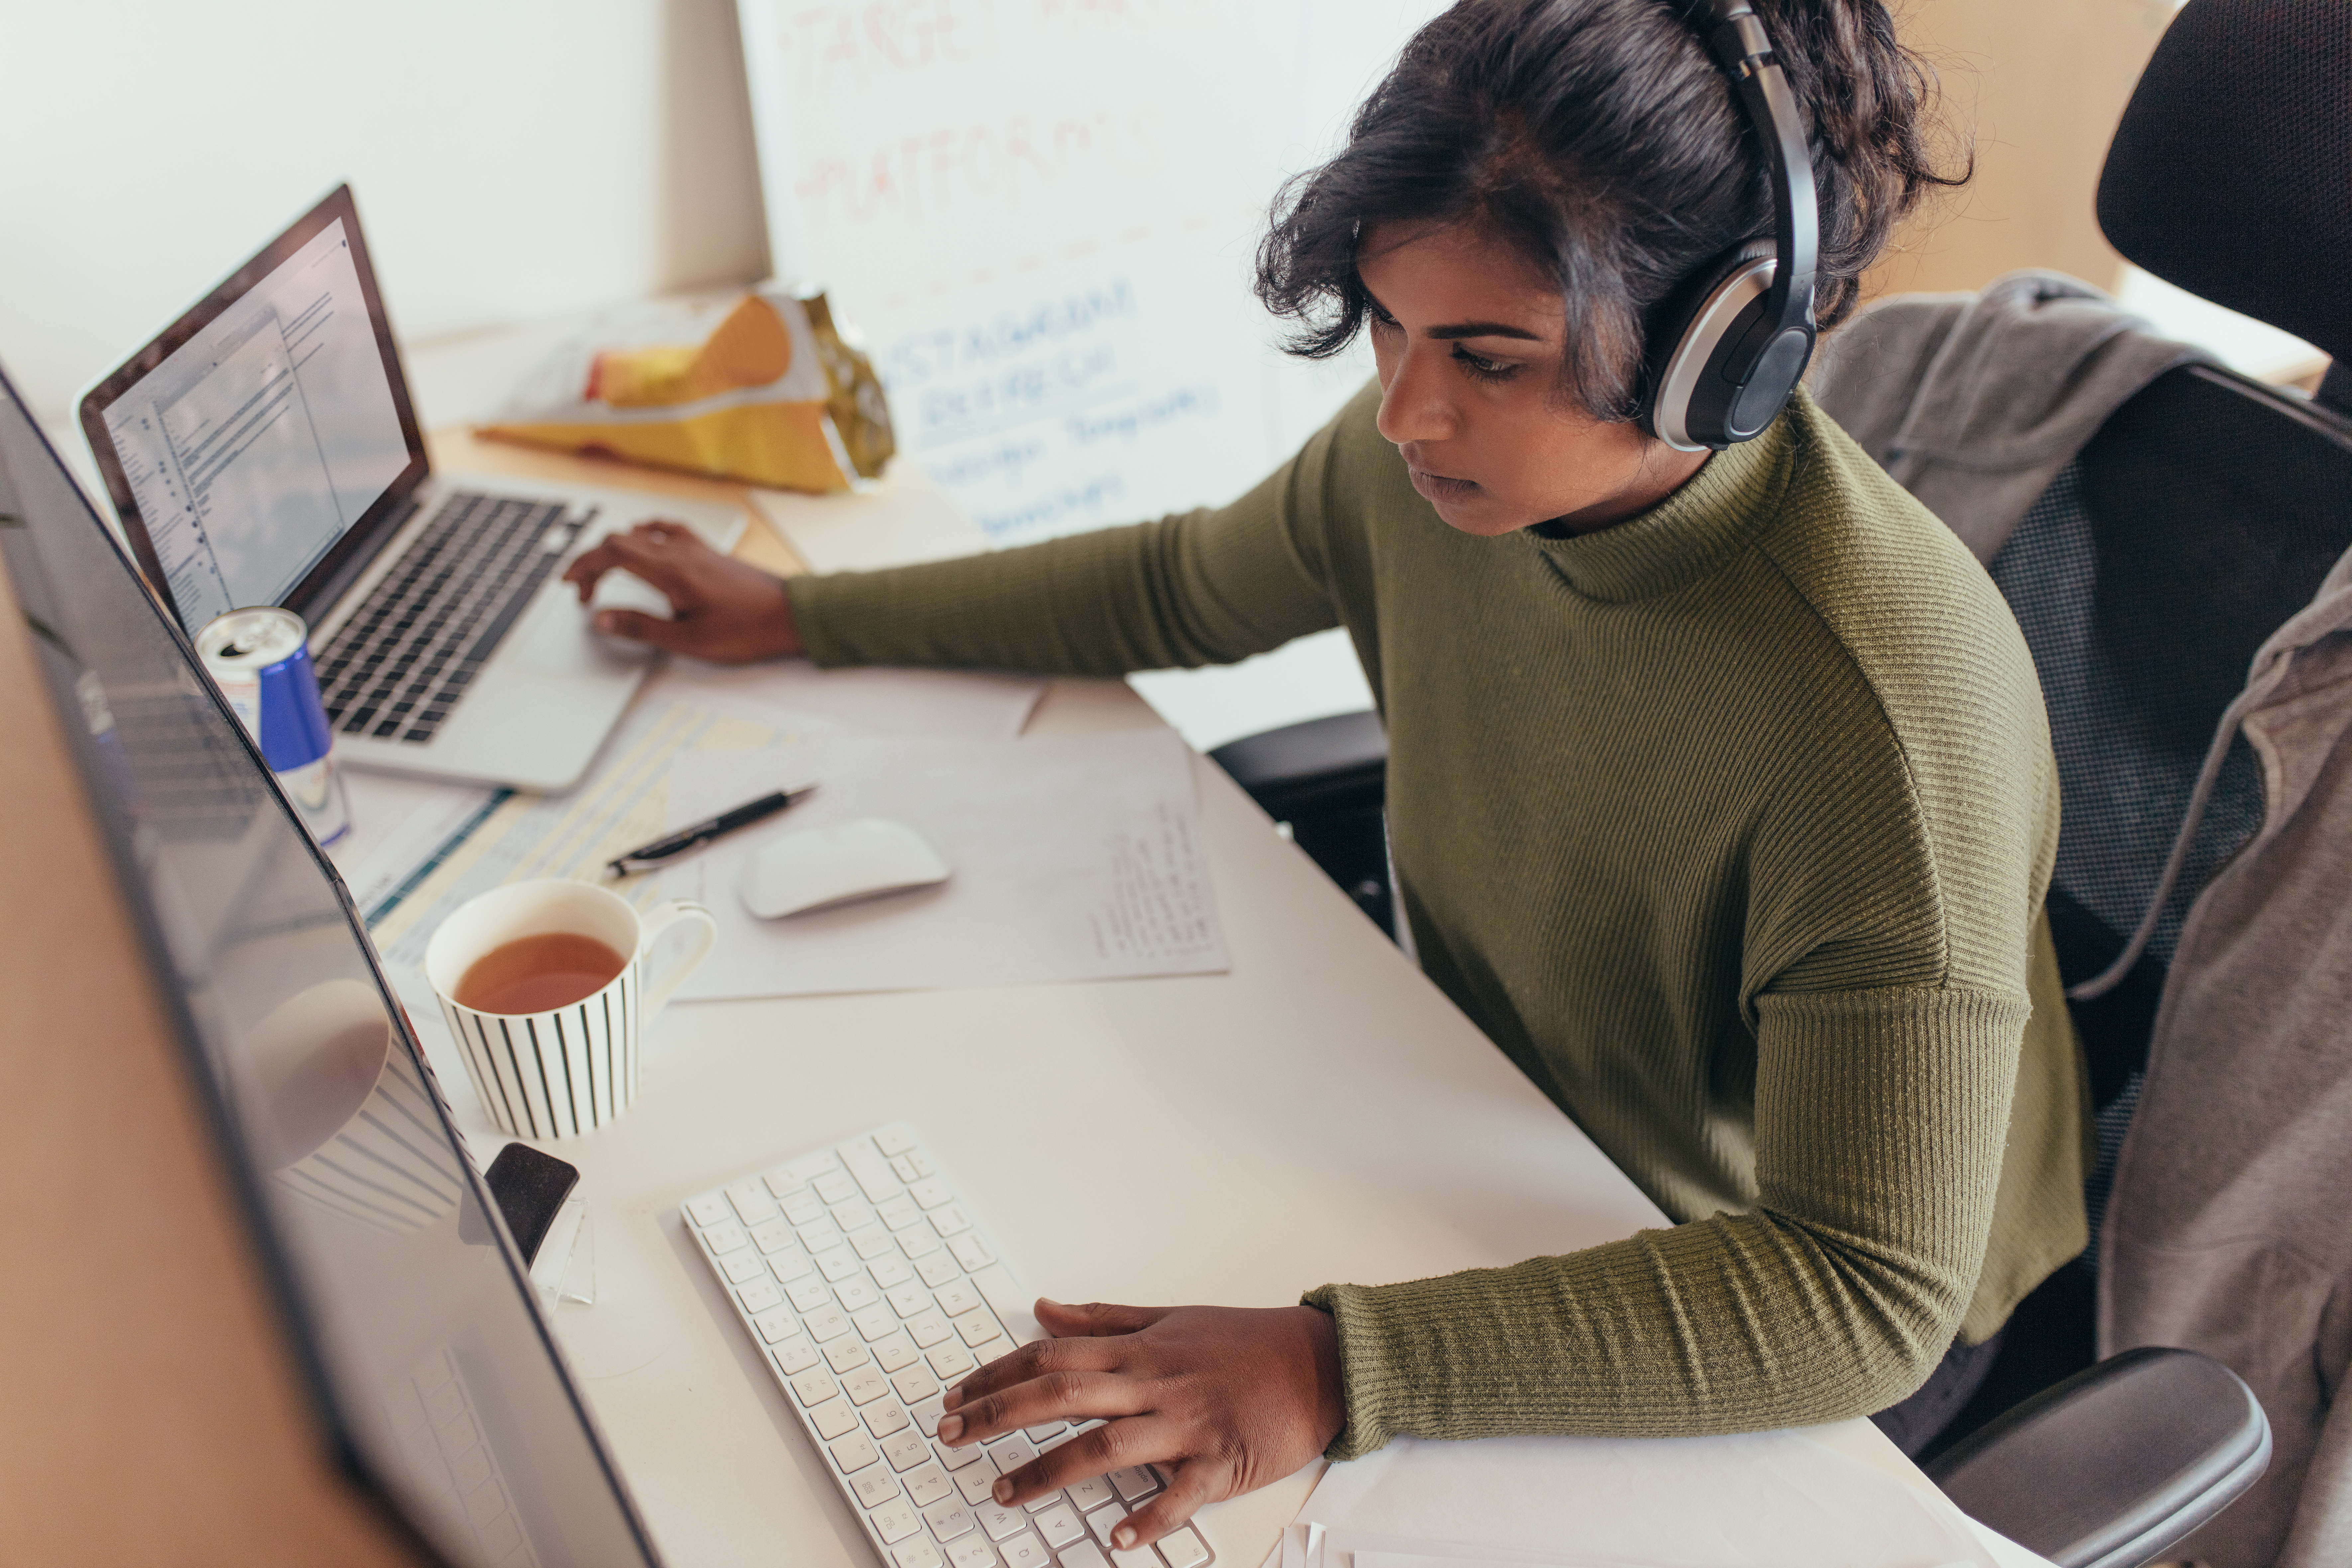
[1038,1428,1076,1454]
[685,1194,731,1227]
[868,1401,910,1438]
[827,1338,871,1374]
[950,1234,995,1272]
[893,1366,942,1405]
[787,1277,832,1312]
[833,1433,881,1473]
[800,1221,846,1254]
[880,1196,925,1230]
[1000,1531,1053,1568]
[752,1307,798,1344]
[1158,1525,1211,1568]
[772,1250,816,1284]
[875,1128,918,1157]
[771,1336,821,1376]
[928,1343,977,1380]
[844,1367,891,1405]
[856,1304,901,1341]
[885,1428,932,1472]
[894,1540,944,1568]
[814,1170,860,1205]
[856,1467,904,1509]
[1109,1467,1160,1503]
[908,1462,956,1508]
[1058,1545,1111,1568]
[1066,1476,1116,1513]
[724,1250,767,1285]
[781,1191,827,1226]
[831,1199,878,1233]
[852,1224,898,1260]
[728,1182,779,1225]
[805,1307,851,1342]
[947,1537,1000,1568]
[1085,1502,1127,1547]
[918,1251,963,1288]
[817,1246,863,1282]
[909,1178,955,1209]
[1023,1489,1067,1515]
[936,1282,982,1317]
[872,1496,920,1543]
[1034,1503,1085,1548]
[841,1139,904,1202]
[737,1278,784,1315]
[892,1155,921,1182]
[977,1500,1028,1540]
[915,1393,949,1434]
[887,1283,931,1318]
[973,1266,1046,1345]
[952,1452,999,1493]
[871,1255,917,1290]
[989,1435,1038,1474]
[1111,1543,1160,1568]
[1025,1421,1069,1443]
[924,1496,974,1539]
[836,1278,881,1313]
[930,1204,974,1237]
[773,1150,839,1188]
[751,1220,798,1254]
[908,1311,954,1348]
[958,1311,1006,1350]
[875,1332,923,1373]
[789,1369,838,1406]
[809,1399,860,1439]
[900,1225,946,1260]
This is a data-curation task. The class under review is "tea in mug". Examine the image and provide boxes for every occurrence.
[456,932,628,1015]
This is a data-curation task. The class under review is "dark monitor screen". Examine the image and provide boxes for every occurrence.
[0,363,655,1567]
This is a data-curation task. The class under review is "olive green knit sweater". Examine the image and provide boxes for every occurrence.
[788,384,2088,1457]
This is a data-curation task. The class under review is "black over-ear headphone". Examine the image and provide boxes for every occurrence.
[1641,0,1820,452]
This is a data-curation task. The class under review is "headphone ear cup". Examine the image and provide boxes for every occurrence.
[1642,241,1780,452]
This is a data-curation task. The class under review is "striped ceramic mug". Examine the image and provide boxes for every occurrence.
[424,879,716,1140]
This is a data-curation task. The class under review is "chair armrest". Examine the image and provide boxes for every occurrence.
[1208,709,1387,821]
[1925,1345,2270,1568]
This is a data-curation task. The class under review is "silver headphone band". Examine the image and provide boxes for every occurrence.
[1652,256,1774,452]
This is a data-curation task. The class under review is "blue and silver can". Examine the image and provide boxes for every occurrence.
[197,607,353,848]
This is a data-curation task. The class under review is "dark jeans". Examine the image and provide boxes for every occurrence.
[1871,1327,2008,1457]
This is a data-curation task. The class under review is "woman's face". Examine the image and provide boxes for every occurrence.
[1359,221,1707,537]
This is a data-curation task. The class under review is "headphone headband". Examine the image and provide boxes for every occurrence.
[1642,0,1822,451]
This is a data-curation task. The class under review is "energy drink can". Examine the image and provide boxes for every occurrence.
[197,607,353,848]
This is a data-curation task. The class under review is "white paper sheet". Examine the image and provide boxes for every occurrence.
[658,730,1228,999]
[1283,1431,2000,1568]
[752,460,989,575]
[645,655,1042,739]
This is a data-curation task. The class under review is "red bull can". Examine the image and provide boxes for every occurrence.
[197,607,353,848]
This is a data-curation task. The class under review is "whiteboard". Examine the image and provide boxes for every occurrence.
[736,0,1448,550]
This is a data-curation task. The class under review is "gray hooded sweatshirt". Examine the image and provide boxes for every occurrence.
[1817,268,2352,1567]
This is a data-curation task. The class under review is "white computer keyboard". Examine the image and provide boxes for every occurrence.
[684,1125,1216,1568]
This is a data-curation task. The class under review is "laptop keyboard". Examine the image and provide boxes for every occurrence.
[315,490,593,745]
[684,1125,1215,1568]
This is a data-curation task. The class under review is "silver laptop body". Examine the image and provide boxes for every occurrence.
[77,184,741,794]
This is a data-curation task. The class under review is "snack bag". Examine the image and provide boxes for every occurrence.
[480,287,894,492]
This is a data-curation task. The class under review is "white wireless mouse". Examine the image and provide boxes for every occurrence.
[740,817,952,919]
[588,568,675,623]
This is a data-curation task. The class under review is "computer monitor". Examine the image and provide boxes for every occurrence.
[0,363,656,1567]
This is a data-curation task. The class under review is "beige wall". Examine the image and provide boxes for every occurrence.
[1865,0,2180,301]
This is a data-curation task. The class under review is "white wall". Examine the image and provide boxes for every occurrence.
[0,0,771,426]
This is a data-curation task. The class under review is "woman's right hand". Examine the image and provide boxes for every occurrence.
[561,519,804,664]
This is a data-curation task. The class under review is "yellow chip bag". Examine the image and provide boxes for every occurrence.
[480,287,894,493]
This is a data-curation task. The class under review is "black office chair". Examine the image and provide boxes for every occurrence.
[1212,2,2352,1559]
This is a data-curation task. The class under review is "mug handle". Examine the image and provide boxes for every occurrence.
[637,900,719,1020]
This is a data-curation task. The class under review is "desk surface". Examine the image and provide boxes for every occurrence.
[346,428,1940,1568]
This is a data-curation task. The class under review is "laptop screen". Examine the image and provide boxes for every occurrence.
[79,185,429,632]
[0,361,654,1566]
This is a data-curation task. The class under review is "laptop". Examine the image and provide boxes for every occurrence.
[76,184,745,793]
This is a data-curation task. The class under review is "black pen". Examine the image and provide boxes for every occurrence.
[605,783,819,877]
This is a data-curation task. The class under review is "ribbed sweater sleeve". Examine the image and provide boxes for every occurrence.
[786,426,1342,676]
[1305,985,2025,1453]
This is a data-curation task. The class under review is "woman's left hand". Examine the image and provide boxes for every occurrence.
[936,1299,1346,1550]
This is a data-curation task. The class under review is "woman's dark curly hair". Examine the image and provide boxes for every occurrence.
[1254,0,1966,421]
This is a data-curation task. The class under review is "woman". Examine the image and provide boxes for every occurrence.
[568,0,2088,1548]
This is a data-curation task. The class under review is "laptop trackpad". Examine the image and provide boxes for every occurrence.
[513,595,649,677]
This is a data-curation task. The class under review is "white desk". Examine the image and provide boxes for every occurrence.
[340,322,1964,1568]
